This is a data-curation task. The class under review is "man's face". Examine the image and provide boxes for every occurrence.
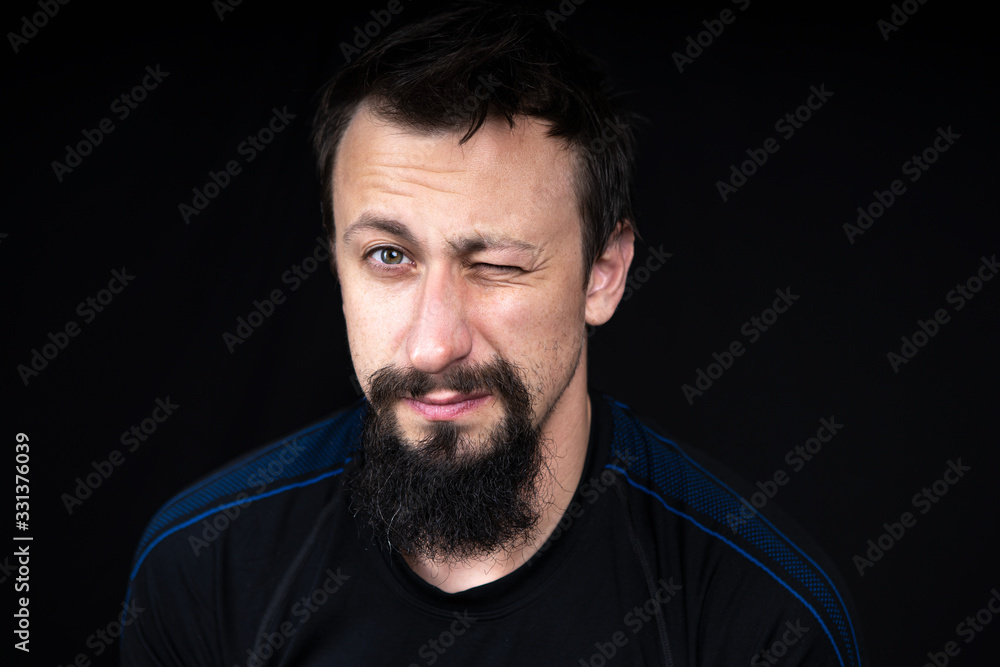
[331,106,592,559]
[332,106,589,445]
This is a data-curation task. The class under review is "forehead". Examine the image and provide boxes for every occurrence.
[331,105,581,240]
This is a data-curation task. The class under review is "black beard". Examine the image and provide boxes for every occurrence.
[345,356,547,563]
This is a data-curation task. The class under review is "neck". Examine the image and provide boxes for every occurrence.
[403,366,592,593]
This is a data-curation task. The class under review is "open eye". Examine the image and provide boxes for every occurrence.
[366,246,414,267]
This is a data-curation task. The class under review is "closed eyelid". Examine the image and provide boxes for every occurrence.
[471,261,522,272]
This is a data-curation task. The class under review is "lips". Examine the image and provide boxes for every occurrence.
[403,391,492,420]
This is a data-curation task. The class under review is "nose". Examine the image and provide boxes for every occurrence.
[405,265,473,375]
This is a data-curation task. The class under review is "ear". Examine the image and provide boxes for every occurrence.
[585,222,635,327]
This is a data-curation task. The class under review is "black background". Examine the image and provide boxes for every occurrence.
[4,0,998,664]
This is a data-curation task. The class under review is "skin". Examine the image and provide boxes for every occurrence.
[331,103,634,592]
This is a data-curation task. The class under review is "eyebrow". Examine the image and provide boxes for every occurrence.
[341,211,541,260]
[446,232,540,258]
[342,213,418,248]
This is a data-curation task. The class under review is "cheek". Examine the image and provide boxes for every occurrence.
[480,287,586,391]
[341,281,400,375]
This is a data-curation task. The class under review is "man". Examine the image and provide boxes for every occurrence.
[122,3,864,665]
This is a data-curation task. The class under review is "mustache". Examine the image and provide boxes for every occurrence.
[365,356,532,415]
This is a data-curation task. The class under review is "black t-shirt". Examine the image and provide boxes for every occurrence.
[121,391,865,666]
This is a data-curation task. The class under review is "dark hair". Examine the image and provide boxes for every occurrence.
[311,1,639,285]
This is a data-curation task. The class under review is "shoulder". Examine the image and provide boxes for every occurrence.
[598,394,865,667]
[119,400,367,663]
[126,398,366,585]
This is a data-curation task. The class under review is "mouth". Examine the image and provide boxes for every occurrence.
[402,391,493,421]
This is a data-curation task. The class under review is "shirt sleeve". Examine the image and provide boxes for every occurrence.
[692,558,848,667]
[120,528,222,667]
